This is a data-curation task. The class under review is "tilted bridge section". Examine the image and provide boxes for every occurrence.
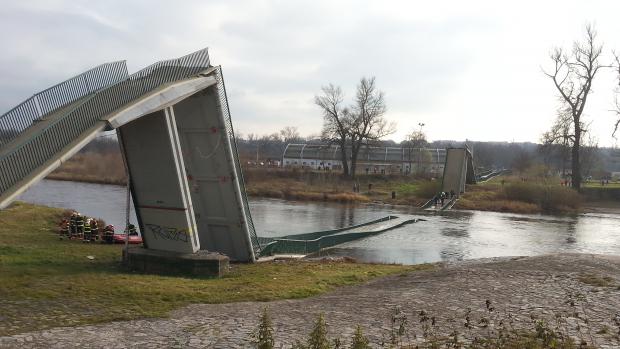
[421,147,477,211]
[0,49,261,262]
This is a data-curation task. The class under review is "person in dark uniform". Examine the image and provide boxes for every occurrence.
[127,224,138,236]
[82,219,92,242]
[59,218,70,239]
[75,214,84,239]
[69,212,77,239]
[90,219,99,241]
[102,225,115,244]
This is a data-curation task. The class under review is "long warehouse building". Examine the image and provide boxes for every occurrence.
[282,143,446,175]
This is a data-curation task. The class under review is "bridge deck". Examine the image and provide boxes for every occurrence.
[331,215,416,235]
[258,215,419,257]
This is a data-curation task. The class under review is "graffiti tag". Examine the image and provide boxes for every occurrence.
[145,224,190,243]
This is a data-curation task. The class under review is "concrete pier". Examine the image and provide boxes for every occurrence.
[124,247,229,277]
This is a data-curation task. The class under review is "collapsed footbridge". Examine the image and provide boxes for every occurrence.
[0,49,418,264]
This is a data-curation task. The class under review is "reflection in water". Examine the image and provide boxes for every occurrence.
[16,179,620,265]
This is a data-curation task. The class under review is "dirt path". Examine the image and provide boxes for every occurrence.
[2,253,620,348]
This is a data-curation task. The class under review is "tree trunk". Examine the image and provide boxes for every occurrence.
[339,138,349,177]
[350,143,361,179]
[571,132,581,191]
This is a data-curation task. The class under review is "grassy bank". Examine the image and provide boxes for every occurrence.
[47,152,126,185]
[244,168,435,206]
[456,176,582,214]
[0,203,423,336]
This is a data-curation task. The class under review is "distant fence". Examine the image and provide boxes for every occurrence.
[0,61,129,146]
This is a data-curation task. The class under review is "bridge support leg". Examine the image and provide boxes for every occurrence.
[119,108,200,254]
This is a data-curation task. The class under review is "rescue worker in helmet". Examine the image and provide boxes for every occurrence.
[75,213,85,239]
[90,219,99,241]
[83,218,92,242]
[69,212,78,239]
[127,224,138,236]
[102,224,115,244]
[59,218,70,239]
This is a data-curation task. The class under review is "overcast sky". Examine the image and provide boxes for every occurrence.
[2,0,620,146]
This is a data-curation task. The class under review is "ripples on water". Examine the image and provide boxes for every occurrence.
[17,179,620,265]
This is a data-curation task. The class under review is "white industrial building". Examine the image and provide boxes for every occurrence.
[282,143,446,175]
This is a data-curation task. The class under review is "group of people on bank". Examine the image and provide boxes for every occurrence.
[434,190,456,207]
[57,212,139,244]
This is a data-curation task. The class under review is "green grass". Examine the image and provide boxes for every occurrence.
[582,181,620,189]
[0,202,425,336]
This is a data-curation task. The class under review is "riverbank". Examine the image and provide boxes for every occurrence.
[2,253,619,347]
[47,152,126,185]
[0,202,420,336]
[45,164,618,215]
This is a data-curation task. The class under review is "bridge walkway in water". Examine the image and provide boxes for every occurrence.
[258,215,420,257]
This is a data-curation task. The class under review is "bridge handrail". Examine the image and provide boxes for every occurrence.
[0,48,210,197]
[0,61,129,146]
[214,65,262,256]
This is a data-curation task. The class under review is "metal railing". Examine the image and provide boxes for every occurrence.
[0,61,129,146]
[0,48,211,198]
[214,65,262,256]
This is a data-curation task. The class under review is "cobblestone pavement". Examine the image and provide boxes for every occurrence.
[2,253,620,348]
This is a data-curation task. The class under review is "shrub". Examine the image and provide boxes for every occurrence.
[293,313,334,349]
[503,182,581,212]
[307,314,332,349]
[350,326,370,349]
[253,307,275,349]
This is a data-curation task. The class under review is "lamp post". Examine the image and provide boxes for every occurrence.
[417,123,425,174]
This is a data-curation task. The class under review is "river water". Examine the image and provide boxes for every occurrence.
[17,179,620,265]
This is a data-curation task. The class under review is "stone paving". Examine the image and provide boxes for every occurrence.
[2,253,620,348]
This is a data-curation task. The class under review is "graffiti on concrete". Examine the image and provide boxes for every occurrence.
[145,223,190,243]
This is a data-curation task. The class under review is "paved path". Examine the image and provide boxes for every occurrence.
[2,253,620,348]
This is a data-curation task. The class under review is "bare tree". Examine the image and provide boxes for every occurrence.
[611,53,620,138]
[541,106,573,176]
[349,77,395,177]
[543,24,605,190]
[279,126,301,144]
[315,84,352,177]
[404,123,427,174]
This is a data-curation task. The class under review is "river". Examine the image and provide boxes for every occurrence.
[17,179,620,265]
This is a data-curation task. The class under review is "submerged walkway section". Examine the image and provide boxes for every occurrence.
[258,215,419,257]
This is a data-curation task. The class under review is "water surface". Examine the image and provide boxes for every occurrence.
[17,179,620,265]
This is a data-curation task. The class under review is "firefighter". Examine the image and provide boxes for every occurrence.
[83,218,92,242]
[59,218,70,239]
[75,213,85,239]
[127,224,138,236]
[90,219,99,241]
[69,212,77,239]
[102,225,114,244]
